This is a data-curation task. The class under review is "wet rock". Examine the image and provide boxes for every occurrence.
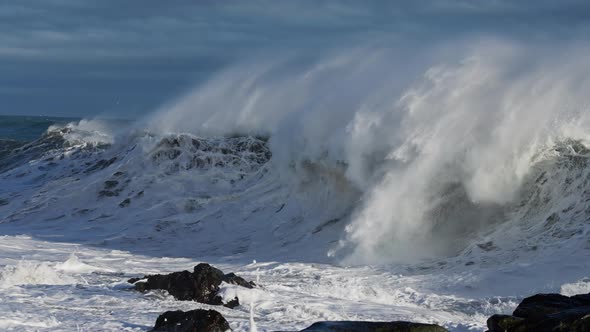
[486,292,590,332]
[513,293,590,319]
[486,315,525,332]
[151,309,230,332]
[127,277,143,284]
[129,263,254,308]
[222,272,255,289]
[297,321,448,332]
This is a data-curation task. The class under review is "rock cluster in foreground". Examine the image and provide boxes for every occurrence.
[487,293,590,331]
[135,263,590,332]
[149,310,449,332]
[129,263,254,308]
[296,321,448,331]
[151,309,230,332]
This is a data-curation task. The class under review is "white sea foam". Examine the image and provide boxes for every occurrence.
[561,278,590,297]
[56,253,112,274]
[0,260,76,288]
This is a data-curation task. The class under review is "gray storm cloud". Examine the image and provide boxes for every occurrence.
[1,0,589,117]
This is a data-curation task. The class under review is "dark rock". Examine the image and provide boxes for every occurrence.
[119,198,131,207]
[222,272,255,289]
[487,292,590,332]
[532,306,590,331]
[572,293,590,302]
[486,315,525,332]
[128,277,143,284]
[571,314,590,331]
[297,321,448,332]
[151,309,230,332]
[513,293,590,319]
[129,263,253,308]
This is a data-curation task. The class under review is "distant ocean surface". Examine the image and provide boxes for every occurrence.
[0,115,79,142]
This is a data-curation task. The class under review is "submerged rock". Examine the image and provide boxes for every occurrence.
[129,263,253,308]
[151,309,230,332]
[296,321,448,332]
[487,292,590,331]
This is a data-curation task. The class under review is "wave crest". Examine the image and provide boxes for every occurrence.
[2,39,590,265]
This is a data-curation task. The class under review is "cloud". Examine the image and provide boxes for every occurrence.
[2,1,587,61]
[0,0,589,117]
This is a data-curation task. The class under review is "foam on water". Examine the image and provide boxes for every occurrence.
[0,316,60,330]
[560,278,590,297]
[0,236,507,331]
[0,260,76,288]
[56,253,112,274]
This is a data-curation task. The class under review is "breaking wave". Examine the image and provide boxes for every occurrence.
[1,38,589,265]
[0,260,76,288]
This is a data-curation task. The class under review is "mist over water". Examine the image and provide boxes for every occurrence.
[143,38,590,263]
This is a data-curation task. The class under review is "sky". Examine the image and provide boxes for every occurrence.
[1,0,589,118]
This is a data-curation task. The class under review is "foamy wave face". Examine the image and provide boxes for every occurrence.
[0,261,76,288]
[46,118,130,147]
[344,44,590,264]
[147,39,590,264]
[149,134,271,173]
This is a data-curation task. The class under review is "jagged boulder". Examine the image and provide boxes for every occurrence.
[151,309,230,332]
[487,292,590,331]
[129,263,253,308]
[297,321,448,332]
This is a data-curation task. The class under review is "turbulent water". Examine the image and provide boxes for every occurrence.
[1,40,590,331]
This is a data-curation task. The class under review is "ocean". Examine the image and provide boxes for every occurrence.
[1,43,590,331]
[0,116,80,142]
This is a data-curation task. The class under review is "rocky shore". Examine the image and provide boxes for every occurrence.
[128,263,590,332]
[128,263,255,309]
[486,292,590,331]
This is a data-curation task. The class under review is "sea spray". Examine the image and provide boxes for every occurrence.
[249,300,258,332]
[146,40,590,264]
